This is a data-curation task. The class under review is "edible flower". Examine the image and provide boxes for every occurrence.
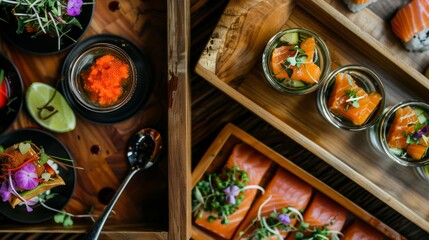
[278,213,291,225]
[14,163,38,190]
[67,0,83,16]
[224,185,240,204]
[0,180,13,202]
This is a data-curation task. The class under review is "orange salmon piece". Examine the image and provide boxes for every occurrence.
[391,0,429,42]
[328,72,382,126]
[407,143,428,160]
[194,143,272,239]
[342,220,385,240]
[270,37,321,84]
[387,106,419,149]
[233,168,313,239]
[286,193,347,239]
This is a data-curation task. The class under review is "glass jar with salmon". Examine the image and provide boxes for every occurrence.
[317,65,385,131]
[68,43,137,113]
[370,100,429,167]
[262,28,331,95]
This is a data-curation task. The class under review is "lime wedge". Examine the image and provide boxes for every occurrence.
[26,82,76,133]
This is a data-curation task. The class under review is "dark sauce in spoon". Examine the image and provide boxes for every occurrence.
[108,1,120,12]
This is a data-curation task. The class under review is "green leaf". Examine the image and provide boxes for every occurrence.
[19,142,31,155]
[39,153,49,165]
[54,213,66,223]
[67,18,82,30]
[63,215,74,227]
[0,69,4,84]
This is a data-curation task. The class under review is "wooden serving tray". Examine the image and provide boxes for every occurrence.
[191,123,403,239]
[195,0,429,233]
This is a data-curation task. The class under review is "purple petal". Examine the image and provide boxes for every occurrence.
[230,185,240,196]
[224,186,232,194]
[0,181,12,202]
[226,195,236,205]
[14,164,39,190]
[278,213,291,225]
[421,125,428,135]
[67,0,83,16]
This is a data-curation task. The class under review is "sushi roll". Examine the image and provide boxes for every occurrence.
[343,0,378,12]
[391,0,429,52]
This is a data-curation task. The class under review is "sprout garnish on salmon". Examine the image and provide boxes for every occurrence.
[192,165,265,225]
[238,194,304,240]
[270,32,322,88]
[293,217,343,240]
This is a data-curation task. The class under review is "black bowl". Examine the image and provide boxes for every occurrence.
[0,0,94,55]
[0,51,23,136]
[0,128,76,224]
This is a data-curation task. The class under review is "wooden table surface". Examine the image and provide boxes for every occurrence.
[0,0,169,239]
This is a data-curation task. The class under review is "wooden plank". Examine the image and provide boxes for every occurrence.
[167,0,192,239]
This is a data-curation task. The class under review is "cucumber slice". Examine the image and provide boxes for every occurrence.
[389,148,403,156]
[280,32,299,45]
[281,79,306,88]
[414,108,427,123]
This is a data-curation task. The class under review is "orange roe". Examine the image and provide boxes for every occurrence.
[82,54,130,106]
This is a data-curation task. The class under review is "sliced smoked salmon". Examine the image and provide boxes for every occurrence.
[391,0,429,42]
[193,143,272,239]
[286,192,347,239]
[233,168,313,240]
[342,219,385,240]
[328,72,382,126]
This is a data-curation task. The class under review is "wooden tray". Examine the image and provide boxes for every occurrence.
[191,123,403,239]
[195,0,429,233]
[0,1,170,238]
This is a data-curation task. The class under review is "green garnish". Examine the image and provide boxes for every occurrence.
[192,165,259,225]
[344,89,360,110]
[293,217,342,240]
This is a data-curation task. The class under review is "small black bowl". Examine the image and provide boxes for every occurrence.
[0,0,94,55]
[0,51,23,135]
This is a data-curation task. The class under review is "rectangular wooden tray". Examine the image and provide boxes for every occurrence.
[195,0,429,232]
[191,123,403,239]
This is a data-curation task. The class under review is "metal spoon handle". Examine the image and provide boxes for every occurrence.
[83,168,140,240]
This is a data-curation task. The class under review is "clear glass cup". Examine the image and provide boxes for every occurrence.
[262,28,331,95]
[317,65,385,131]
[369,100,429,167]
[68,43,137,113]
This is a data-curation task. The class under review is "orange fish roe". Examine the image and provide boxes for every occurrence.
[82,54,129,106]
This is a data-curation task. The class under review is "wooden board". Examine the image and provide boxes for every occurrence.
[191,123,404,239]
[195,0,429,232]
[0,0,169,238]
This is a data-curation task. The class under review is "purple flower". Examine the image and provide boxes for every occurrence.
[14,163,39,190]
[278,213,291,225]
[224,185,240,205]
[413,125,429,139]
[67,0,83,17]
[0,180,13,202]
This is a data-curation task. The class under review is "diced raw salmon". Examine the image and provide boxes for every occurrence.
[342,219,385,240]
[233,168,313,239]
[386,106,419,149]
[328,72,382,126]
[194,143,272,239]
[270,37,321,84]
[286,192,347,239]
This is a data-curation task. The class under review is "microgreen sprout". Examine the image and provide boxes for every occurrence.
[293,216,342,240]
[192,165,264,225]
[238,195,303,240]
[344,89,361,110]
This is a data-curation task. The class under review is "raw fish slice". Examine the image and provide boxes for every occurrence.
[328,72,382,126]
[391,0,429,51]
[342,219,385,240]
[386,106,419,149]
[233,168,313,239]
[194,143,272,239]
[286,192,347,239]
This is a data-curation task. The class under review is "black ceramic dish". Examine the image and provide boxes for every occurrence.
[61,34,153,124]
[0,51,23,136]
[0,1,94,55]
[0,128,76,224]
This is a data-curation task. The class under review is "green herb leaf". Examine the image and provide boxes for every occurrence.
[18,142,31,155]
[0,145,3,153]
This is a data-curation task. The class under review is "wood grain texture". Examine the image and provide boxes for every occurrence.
[0,0,168,236]
[168,0,192,239]
[191,123,404,240]
[198,0,295,84]
[195,0,429,233]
